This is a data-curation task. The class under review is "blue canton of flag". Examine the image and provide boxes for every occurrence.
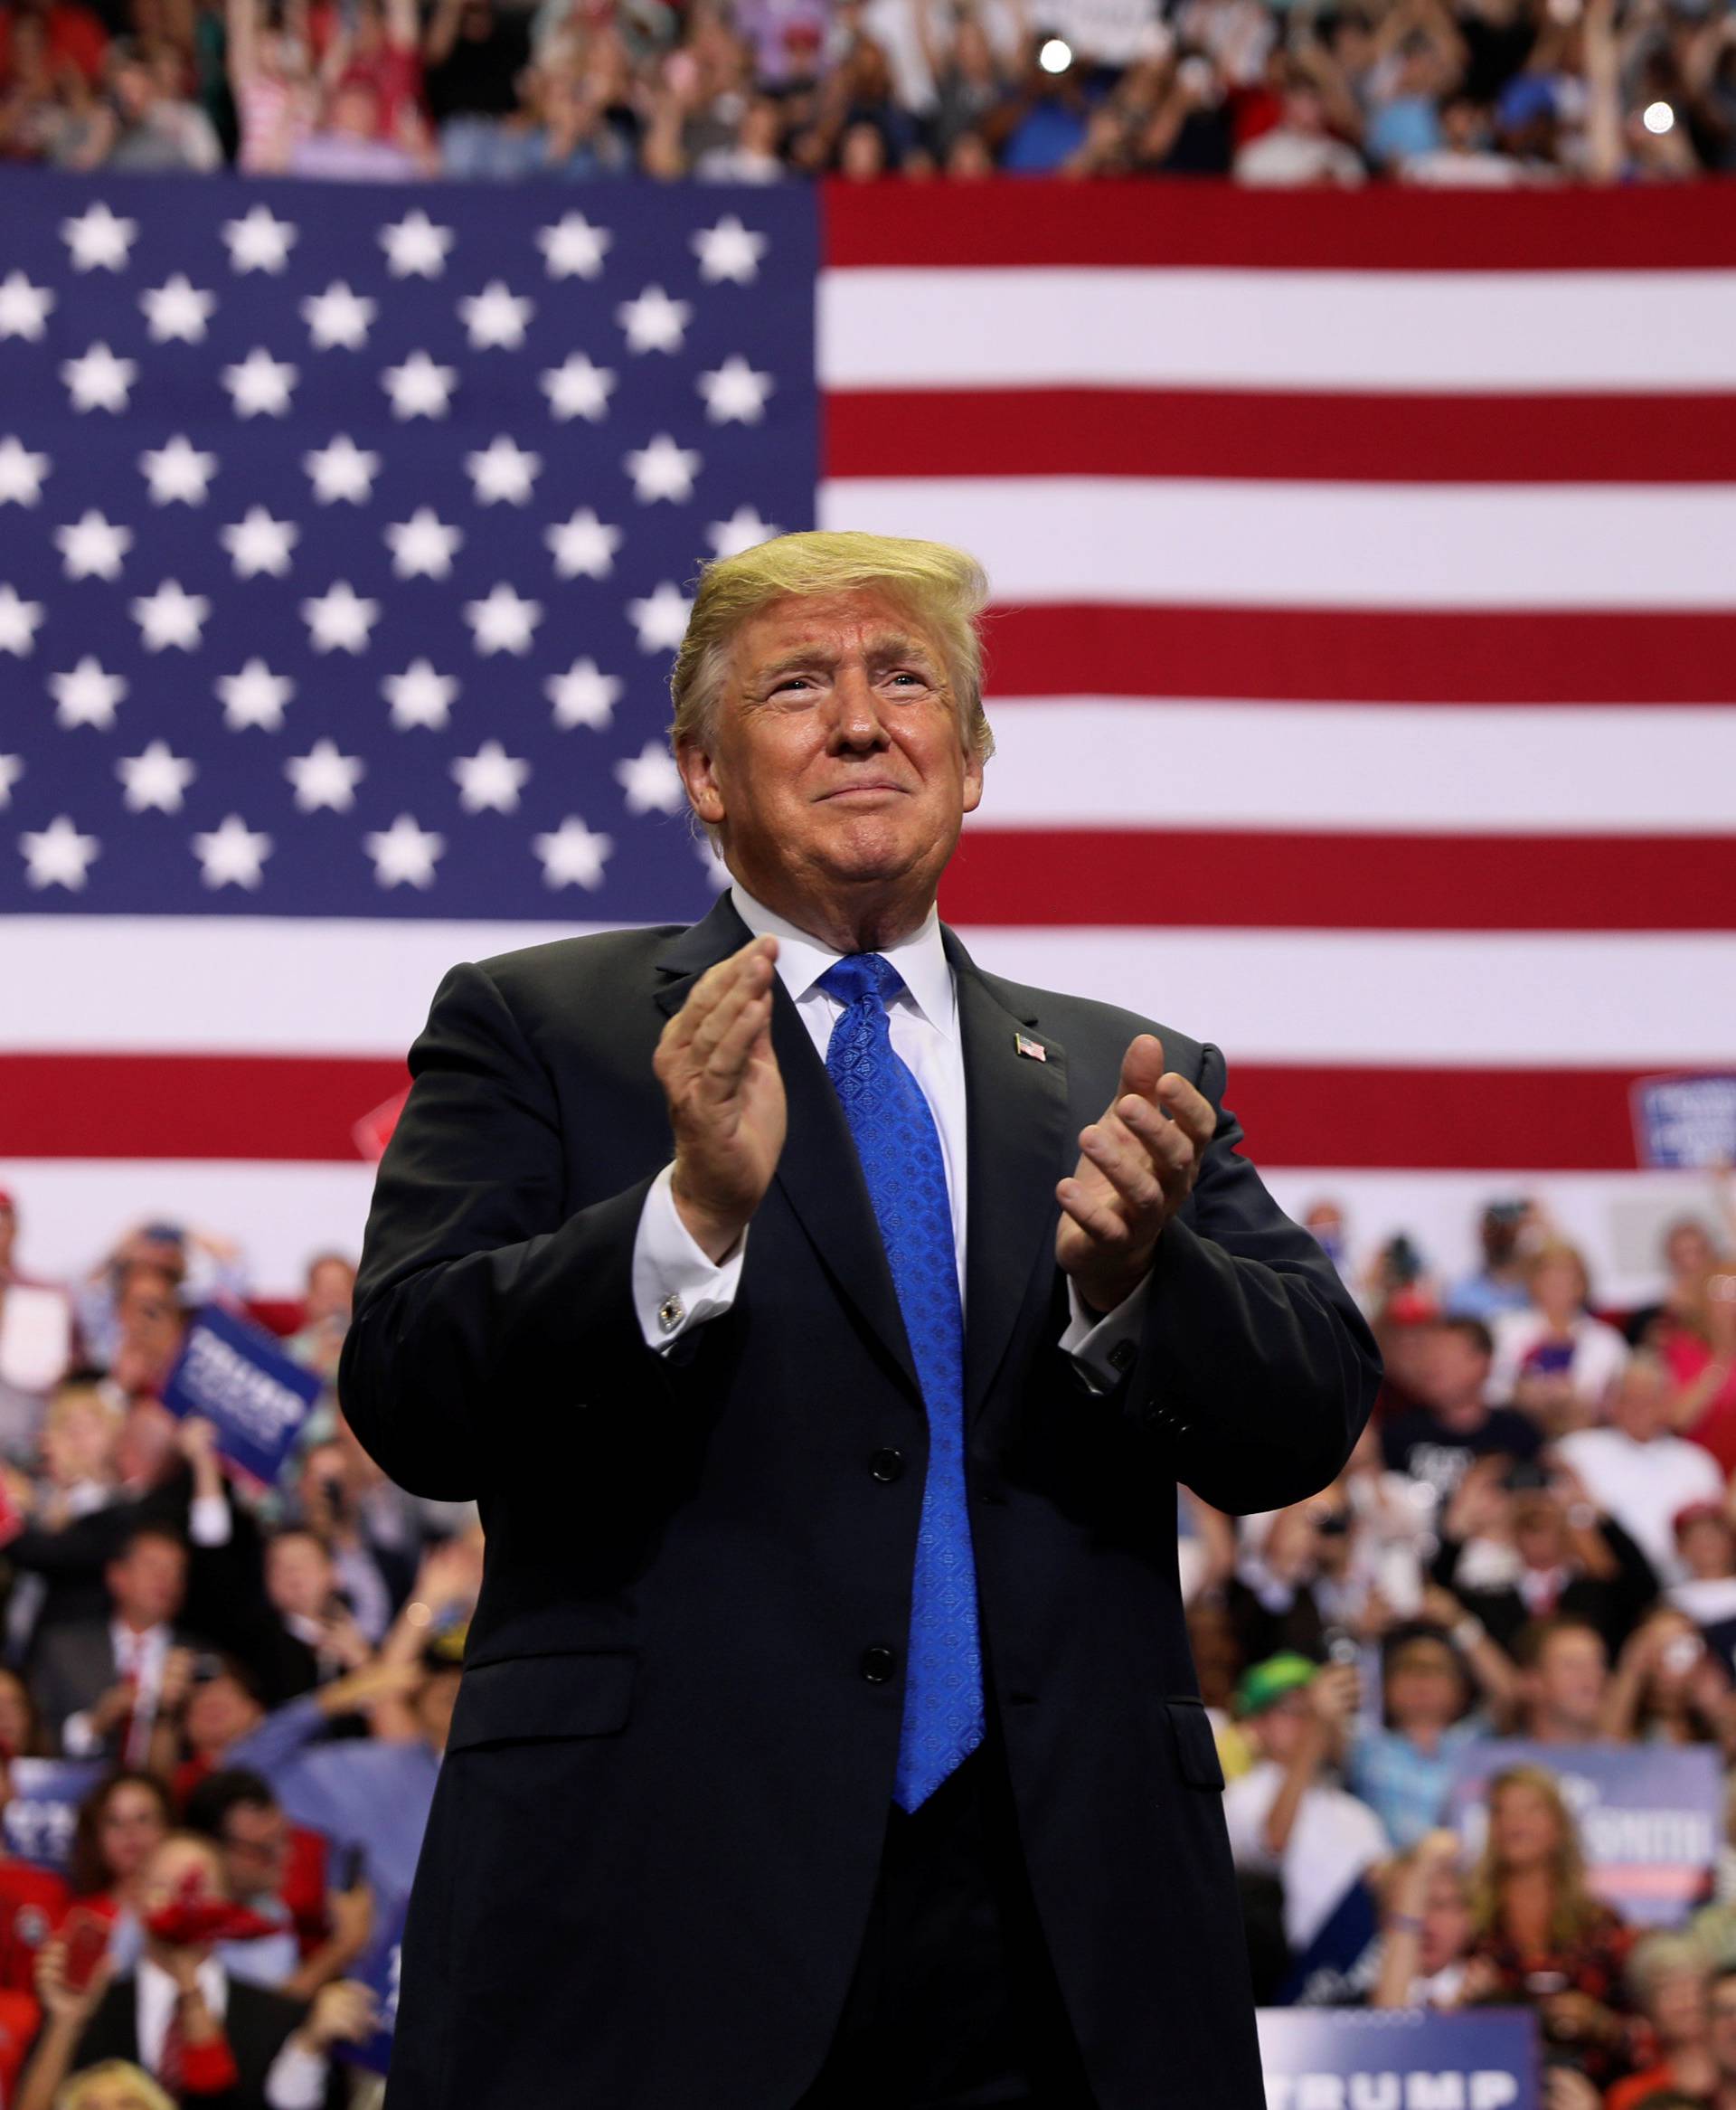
[0,175,818,922]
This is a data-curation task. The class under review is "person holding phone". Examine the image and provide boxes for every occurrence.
[16,1832,372,2110]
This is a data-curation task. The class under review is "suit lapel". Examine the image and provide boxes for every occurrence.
[653,896,922,1405]
[947,929,1071,1423]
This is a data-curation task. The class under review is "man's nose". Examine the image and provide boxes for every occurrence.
[825,666,890,750]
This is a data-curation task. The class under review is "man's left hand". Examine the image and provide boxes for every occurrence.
[1054,1034,1215,1319]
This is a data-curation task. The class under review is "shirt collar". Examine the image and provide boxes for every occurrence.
[139,1950,227,2022]
[729,882,955,1037]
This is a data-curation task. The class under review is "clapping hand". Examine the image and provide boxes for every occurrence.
[656,937,788,1263]
[1054,1034,1215,1316]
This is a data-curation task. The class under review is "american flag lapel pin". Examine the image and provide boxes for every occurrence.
[1014,1033,1047,1063]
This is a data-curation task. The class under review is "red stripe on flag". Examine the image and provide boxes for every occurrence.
[979,604,1736,705]
[0,1053,1653,1171]
[0,1055,408,1161]
[940,828,1736,932]
[824,177,1736,271]
[1223,1063,1644,1171]
[825,388,1736,485]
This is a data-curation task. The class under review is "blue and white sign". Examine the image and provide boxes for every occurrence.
[337,1889,408,2078]
[163,1302,324,1487]
[1633,1072,1736,1169]
[1448,1740,1721,1927]
[1257,2008,1539,2109]
[3,1758,104,1872]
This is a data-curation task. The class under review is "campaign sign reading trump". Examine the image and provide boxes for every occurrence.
[1449,1740,1722,1927]
[1256,2009,1538,2110]
[162,1301,324,1486]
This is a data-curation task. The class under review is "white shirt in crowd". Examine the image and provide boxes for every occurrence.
[630,883,1150,1389]
[1221,1758,1390,1952]
[135,1952,329,2108]
[1487,1309,1630,1412]
[1555,1424,1724,1583]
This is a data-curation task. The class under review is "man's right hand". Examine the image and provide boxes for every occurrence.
[654,936,787,1263]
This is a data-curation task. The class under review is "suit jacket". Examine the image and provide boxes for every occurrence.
[4,1459,269,1687]
[338,894,1381,2110]
[42,1967,344,2110]
[33,1616,208,1757]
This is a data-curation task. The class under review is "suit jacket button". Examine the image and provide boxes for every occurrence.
[860,1645,897,1684]
[870,1447,904,1482]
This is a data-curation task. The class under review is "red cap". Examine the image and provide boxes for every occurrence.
[1384,1287,1439,1327]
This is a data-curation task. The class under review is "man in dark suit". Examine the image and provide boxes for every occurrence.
[339,531,1381,2110]
[31,1525,213,1764]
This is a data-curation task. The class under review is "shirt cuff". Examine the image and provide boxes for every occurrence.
[264,2037,329,2110]
[1060,1273,1152,1396]
[61,1708,100,1758]
[189,1490,232,1547]
[631,1164,748,1355]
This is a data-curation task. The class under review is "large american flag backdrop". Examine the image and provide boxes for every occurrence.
[2,174,1733,1301]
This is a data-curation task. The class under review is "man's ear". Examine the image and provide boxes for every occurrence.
[676,740,725,826]
[961,743,986,816]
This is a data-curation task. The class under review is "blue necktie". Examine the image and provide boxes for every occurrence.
[817,952,986,1812]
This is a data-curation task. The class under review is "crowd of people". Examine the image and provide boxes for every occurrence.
[0,1174,1734,2104]
[0,1192,480,2107]
[0,0,1730,185]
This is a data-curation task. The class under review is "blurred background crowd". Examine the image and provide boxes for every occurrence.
[0,0,1731,187]
[0,1175,1735,2103]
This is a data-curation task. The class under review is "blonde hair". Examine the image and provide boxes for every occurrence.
[1627,1929,1711,2007]
[1524,1238,1590,1306]
[1470,1765,1600,1948]
[44,1379,121,1437]
[667,530,995,763]
[56,2061,176,2110]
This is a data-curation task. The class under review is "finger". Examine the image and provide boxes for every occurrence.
[1077,1122,1164,1216]
[1116,1095,1197,1180]
[1155,1072,1216,1151]
[664,938,775,1053]
[1113,1032,1165,1107]
[686,961,768,1070]
[1055,1177,1134,1248]
[694,989,774,1101]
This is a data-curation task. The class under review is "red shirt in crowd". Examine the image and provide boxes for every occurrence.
[0,0,107,87]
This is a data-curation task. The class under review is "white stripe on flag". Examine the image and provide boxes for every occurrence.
[819,269,1736,392]
[956,928,1736,1064]
[971,702,1736,833]
[819,478,1736,610]
[7,918,1731,1064]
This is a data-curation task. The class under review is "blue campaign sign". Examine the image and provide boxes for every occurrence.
[1258,2008,1540,2109]
[1448,1740,1721,1927]
[162,1301,324,1487]
[3,1759,105,1872]
[1633,1071,1736,1169]
[335,1889,408,2078]
[1281,1876,1382,2008]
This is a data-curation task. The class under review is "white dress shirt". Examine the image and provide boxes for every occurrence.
[135,1951,331,2108]
[61,1616,173,1761]
[630,882,1147,1389]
